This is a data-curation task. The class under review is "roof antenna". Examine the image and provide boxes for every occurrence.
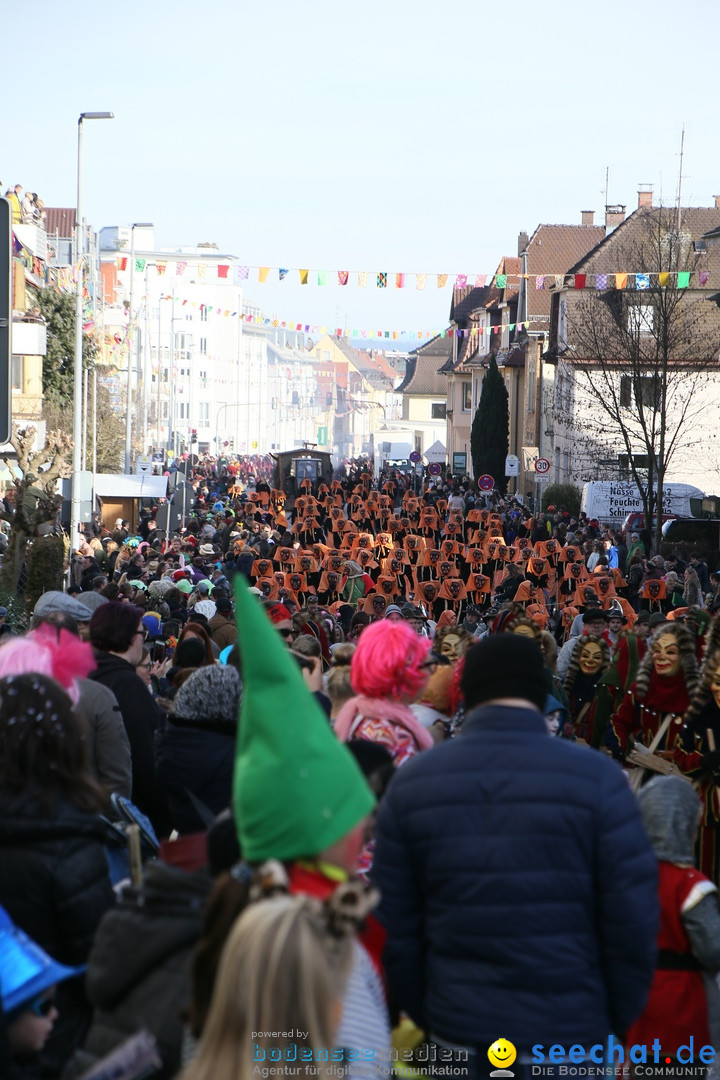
[675,124,686,234]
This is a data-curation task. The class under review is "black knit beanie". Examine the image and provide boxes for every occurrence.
[461,633,547,711]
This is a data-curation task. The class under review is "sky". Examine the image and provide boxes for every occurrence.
[4,0,720,341]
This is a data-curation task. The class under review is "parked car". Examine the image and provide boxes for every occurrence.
[621,512,677,538]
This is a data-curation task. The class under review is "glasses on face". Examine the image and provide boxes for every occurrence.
[278,628,295,639]
[138,660,152,670]
[28,993,56,1018]
[135,629,148,640]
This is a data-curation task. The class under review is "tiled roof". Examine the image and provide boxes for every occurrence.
[44,207,76,238]
[526,223,606,325]
[365,351,397,381]
[566,206,720,281]
[397,335,452,394]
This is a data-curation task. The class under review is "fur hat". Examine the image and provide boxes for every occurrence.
[172,665,242,725]
[563,634,610,694]
[635,622,699,701]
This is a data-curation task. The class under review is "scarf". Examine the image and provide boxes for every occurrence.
[334,695,434,752]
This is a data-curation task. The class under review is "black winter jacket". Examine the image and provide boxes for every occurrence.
[372,704,659,1050]
[0,790,116,1077]
[155,719,236,833]
[61,862,211,1080]
[89,653,171,837]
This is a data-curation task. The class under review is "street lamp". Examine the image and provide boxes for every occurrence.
[125,222,153,473]
[71,110,113,552]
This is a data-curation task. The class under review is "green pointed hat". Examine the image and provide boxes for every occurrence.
[233,579,375,862]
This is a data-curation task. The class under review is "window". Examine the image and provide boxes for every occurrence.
[462,381,472,411]
[200,306,208,322]
[11,355,23,392]
[618,453,650,479]
[198,402,210,422]
[199,337,207,355]
[526,356,536,413]
[620,375,660,410]
[431,402,447,420]
[628,304,654,334]
[558,297,568,349]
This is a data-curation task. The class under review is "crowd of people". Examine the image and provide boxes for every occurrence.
[1,458,720,1079]
[3,184,46,228]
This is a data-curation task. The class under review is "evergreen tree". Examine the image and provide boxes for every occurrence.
[470,354,509,494]
[35,288,97,406]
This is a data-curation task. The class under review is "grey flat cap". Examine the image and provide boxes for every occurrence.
[34,590,94,621]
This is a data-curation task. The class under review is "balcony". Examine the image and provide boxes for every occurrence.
[12,320,47,357]
[13,223,48,262]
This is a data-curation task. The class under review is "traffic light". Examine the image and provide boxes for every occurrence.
[190,429,198,443]
[0,199,11,444]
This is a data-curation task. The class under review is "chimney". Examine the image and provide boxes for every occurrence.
[517,230,529,256]
[605,204,626,232]
[714,195,720,209]
[638,184,653,208]
[581,210,595,226]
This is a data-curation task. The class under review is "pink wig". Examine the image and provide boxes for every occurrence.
[350,619,431,700]
[0,626,95,705]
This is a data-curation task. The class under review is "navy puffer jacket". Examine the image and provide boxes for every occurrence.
[372,704,658,1050]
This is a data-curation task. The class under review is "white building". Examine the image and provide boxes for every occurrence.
[99,227,242,460]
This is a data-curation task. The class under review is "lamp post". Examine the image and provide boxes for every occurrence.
[124,222,153,473]
[71,111,113,551]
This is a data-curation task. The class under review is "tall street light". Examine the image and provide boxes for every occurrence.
[125,222,153,473]
[71,110,113,552]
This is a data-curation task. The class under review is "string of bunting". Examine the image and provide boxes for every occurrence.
[157,294,531,339]
[115,259,711,291]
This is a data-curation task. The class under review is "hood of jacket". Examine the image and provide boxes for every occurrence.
[637,774,701,864]
[86,861,211,1008]
[0,789,115,845]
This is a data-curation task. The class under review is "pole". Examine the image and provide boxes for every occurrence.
[70,117,84,551]
[70,110,112,553]
[82,367,88,469]
[168,290,175,456]
[92,366,97,490]
[155,295,162,449]
[125,227,135,473]
[142,265,150,448]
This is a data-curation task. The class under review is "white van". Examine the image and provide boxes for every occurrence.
[580,481,705,528]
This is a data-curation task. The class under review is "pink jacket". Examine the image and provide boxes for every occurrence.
[334,695,434,767]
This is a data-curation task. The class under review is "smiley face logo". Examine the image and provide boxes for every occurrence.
[488,1039,516,1074]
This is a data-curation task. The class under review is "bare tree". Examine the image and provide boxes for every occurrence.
[558,207,720,550]
[0,426,72,597]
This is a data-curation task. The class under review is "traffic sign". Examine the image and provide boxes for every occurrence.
[135,455,152,476]
[505,455,519,477]
[428,463,442,476]
[534,457,551,475]
[477,474,494,491]
[409,450,422,464]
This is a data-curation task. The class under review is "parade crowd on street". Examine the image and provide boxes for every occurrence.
[2,454,720,1080]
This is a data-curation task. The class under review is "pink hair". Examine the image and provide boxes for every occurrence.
[0,626,95,705]
[350,619,431,700]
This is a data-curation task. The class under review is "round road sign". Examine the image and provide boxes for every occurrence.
[534,457,551,474]
[409,450,422,463]
[428,463,442,476]
[477,474,494,491]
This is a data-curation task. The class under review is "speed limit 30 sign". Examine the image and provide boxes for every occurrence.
[534,457,551,475]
